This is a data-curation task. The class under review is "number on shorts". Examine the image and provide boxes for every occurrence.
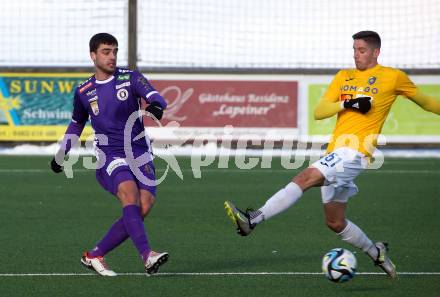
[320,152,342,168]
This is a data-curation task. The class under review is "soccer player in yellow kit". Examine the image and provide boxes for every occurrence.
[224,31,440,278]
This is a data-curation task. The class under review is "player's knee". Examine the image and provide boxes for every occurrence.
[117,184,140,205]
[140,199,155,218]
[292,168,324,191]
[326,219,345,233]
[119,193,139,205]
[292,172,308,189]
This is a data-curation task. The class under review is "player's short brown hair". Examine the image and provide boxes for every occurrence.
[89,33,118,53]
[352,31,381,49]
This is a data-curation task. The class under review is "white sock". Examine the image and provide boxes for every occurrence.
[338,220,378,260]
[250,182,303,224]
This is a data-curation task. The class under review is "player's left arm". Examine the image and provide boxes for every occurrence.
[408,90,440,115]
[132,71,167,120]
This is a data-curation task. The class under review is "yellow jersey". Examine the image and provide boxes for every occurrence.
[322,64,418,156]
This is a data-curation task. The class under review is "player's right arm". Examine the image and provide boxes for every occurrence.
[50,90,88,173]
[314,71,344,120]
[314,98,345,120]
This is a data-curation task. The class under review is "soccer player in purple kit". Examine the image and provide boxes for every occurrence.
[50,33,169,276]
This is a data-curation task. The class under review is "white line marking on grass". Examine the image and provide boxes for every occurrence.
[0,272,439,277]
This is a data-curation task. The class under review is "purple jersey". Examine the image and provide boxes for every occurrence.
[69,68,167,154]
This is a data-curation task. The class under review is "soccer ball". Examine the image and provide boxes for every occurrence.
[322,248,357,283]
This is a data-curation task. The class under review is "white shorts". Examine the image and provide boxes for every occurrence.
[311,147,368,204]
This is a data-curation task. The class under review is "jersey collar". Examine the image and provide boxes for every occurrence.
[95,75,115,84]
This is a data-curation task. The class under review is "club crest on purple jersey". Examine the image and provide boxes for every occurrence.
[117,88,129,101]
[88,96,99,115]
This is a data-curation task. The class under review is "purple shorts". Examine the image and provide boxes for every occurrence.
[95,152,157,197]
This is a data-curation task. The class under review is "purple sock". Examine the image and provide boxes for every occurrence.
[122,205,150,259]
[89,218,129,257]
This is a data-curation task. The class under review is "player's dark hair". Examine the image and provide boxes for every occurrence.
[89,33,118,52]
[352,31,381,49]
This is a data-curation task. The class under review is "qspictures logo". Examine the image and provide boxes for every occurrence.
[57,110,386,184]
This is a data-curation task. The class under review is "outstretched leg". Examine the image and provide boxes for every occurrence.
[225,167,324,236]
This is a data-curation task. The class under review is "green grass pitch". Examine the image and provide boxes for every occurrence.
[0,156,439,296]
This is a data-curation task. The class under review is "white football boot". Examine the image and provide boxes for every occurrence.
[80,252,117,277]
[373,242,397,278]
[144,251,169,275]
